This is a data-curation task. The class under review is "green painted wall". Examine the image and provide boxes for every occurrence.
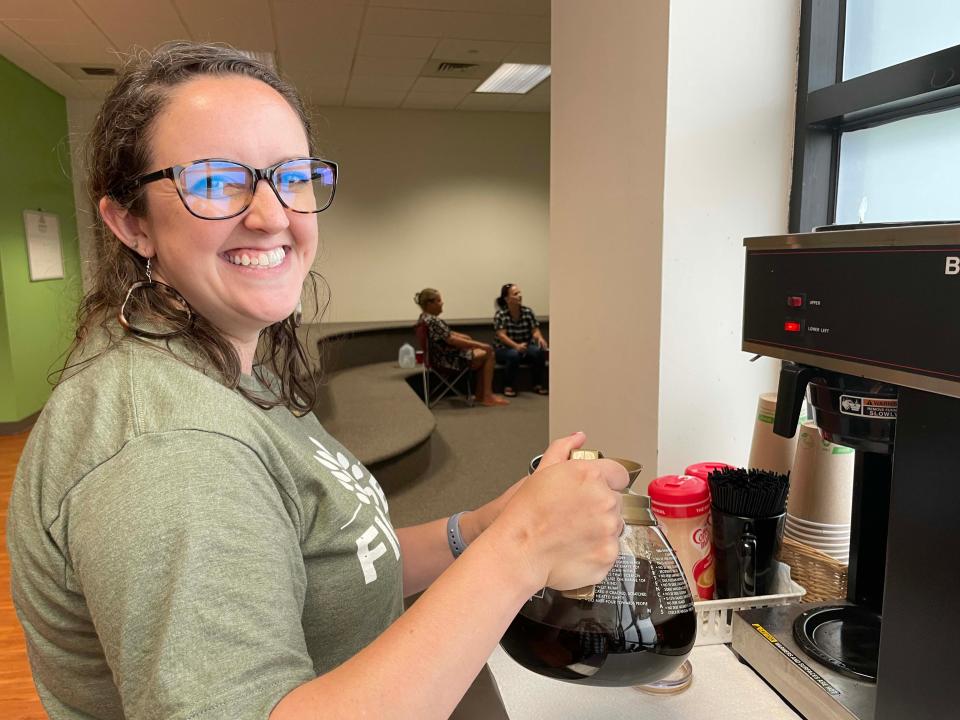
[0,250,12,420]
[0,55,81,424]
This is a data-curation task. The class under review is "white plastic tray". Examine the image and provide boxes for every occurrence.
[693,561,806,645]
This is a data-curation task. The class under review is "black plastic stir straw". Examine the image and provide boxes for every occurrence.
[707,467,790,518]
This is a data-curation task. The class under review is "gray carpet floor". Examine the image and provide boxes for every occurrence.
[385,393,549,527]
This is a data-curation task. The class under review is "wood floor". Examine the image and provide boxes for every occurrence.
[1,430,46,718]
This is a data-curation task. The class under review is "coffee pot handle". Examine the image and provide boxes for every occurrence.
[738,533,758,597]
[559,449,605,600]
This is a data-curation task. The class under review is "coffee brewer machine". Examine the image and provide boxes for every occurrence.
[731,223,960,720]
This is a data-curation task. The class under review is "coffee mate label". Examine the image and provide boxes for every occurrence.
[690,520,714,600]
[692,551,715,600]
[651,490,714,600]
[839,395,897,420]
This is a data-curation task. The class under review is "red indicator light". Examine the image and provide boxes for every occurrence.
[787,295,804,308]
[784,321,801,333]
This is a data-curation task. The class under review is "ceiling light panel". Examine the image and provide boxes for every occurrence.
[474,63,549,94]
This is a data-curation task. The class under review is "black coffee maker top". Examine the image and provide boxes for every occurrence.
[743,223,960,399]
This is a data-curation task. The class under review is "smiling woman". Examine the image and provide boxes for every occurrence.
[96,71,323,382]
[6,41,630,720]
[75,43,323,410]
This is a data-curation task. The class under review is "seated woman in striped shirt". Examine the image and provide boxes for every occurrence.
[415,288,508,407]
[493,284,549,397]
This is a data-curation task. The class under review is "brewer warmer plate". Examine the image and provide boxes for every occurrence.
[793,605,880,682]
[732,603,876,720]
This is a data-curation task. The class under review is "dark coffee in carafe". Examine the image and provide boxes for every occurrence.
[500,481,698,687]
[500,556,696,685]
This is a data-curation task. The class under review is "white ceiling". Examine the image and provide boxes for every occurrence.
[0,0,550,111]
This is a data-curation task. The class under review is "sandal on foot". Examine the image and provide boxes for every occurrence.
[503,387,517,397]
[534,386,549,395]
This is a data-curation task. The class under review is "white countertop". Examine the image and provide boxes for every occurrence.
[486,643,802,719]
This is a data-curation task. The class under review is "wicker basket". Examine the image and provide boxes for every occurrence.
[778,535,848,602]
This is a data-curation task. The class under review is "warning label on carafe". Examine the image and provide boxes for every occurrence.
[649,548,695,616]
[592,551,693,616]
[593,555,645,606]
[839,395,897,420]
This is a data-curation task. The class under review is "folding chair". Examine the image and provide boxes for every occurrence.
[414,321,474,407]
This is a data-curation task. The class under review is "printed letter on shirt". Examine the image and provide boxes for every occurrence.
[356,525,387,584]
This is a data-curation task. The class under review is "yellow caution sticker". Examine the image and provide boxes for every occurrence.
[751,624,842,697]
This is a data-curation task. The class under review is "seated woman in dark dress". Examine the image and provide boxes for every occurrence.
[493,283,548,397]
[415,288,508,407]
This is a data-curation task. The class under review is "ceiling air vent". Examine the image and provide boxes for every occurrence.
[57,63,120,80]
[437,62,479,74]
[81,67,118,77]
[419,59,497,80]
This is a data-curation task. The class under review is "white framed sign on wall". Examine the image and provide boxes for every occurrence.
[23,210,64,281]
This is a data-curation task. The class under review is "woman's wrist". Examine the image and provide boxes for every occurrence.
[457,510,484,545]
[446,512,469,558]
[475,516,547,595]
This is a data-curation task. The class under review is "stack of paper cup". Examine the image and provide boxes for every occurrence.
[748,393,801,476]
[784,420,855,563]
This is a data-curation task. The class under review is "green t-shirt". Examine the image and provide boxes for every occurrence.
[6,338,404,719]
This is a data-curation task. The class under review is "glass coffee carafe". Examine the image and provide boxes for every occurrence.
[500,459,697,687]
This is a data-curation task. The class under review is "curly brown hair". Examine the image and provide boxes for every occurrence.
[69,41,327,415]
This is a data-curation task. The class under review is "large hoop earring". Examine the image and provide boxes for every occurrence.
[118,258,194,339]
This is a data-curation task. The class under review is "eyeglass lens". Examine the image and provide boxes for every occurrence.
[177,159,335,218]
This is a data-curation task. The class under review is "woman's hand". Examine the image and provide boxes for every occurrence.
[484,434,629,592]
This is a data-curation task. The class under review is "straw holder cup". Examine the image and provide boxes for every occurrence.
[711,509,786,598]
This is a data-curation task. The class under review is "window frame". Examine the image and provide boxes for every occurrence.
[790,0,960,232]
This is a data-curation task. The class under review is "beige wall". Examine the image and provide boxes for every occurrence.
[67,102,550,326]
[551,0,797,490]
[549,0,669,481]
[306,106,549,323]
[658,0,798,477]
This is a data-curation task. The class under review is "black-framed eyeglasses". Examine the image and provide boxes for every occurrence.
[129,157,338,220]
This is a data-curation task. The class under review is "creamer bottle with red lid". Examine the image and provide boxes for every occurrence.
[648,474,714,600]
[684,462,735,482]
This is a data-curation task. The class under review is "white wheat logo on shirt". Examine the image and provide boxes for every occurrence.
[308,437,400,584]
[308,436,390,527]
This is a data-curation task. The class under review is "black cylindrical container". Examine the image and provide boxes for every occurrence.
[711,510,785,598]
